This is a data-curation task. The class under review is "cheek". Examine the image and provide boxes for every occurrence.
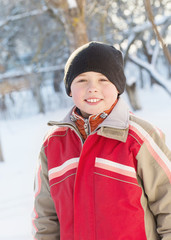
[70,88,83,105]
[103,87,118,100]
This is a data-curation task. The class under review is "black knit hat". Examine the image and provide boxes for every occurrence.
[64,41,126,95]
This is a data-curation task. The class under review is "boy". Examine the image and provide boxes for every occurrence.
[32,41,171,240]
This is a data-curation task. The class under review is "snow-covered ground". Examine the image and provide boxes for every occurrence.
[0,85,171,240]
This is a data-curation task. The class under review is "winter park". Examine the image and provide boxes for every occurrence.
[0,0,171,240]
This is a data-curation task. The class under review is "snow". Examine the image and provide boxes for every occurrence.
[0,85,171,240]
[67,0,77,9]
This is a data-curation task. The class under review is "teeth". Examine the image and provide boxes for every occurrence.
[87,99,100,103]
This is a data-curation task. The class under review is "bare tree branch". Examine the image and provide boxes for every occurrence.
[129,55,171,96]
[123,15,171,36]
[0,64,64,80]
[144,0,171,65]
[0,6,48,28]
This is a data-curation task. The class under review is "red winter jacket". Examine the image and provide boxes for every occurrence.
[32,98,171,240]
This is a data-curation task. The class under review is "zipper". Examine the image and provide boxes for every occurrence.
[84,119,91,136]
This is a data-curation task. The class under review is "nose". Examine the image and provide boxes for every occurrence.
[87,81,98,93]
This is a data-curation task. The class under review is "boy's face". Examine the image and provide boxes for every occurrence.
[70,71,118,118]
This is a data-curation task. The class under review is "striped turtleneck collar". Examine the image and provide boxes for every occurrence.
[70,100,118,141]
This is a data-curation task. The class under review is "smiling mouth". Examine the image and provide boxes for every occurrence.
[86,99,101,103]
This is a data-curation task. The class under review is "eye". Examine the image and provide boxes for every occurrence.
[77,79,87,83]
[99,78,109,82]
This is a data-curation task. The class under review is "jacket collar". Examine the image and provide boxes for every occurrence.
[48,98,130,142]
[96,98,129,142]
[99,97,129,129]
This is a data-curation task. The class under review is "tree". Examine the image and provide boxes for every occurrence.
[0,139,4,162]
[145,0,171,65]
[45,0,88,51]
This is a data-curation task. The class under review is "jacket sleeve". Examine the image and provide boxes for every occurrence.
[136,129,171,240]
[32,147,60,240]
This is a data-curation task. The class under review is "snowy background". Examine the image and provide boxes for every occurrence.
[0,84,171,240]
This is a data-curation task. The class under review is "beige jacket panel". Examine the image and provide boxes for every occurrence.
[134,117,171,240]
[32,147,60,240]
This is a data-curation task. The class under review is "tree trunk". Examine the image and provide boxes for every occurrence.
[0,139,4,162]
[31,76,45,113]
[126,83,141,111]
[32,85,45,113]
[46,0,88,52]
[53,69,64,92]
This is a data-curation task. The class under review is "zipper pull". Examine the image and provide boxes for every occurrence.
[84,119,89,135]
[100,112,108,119]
